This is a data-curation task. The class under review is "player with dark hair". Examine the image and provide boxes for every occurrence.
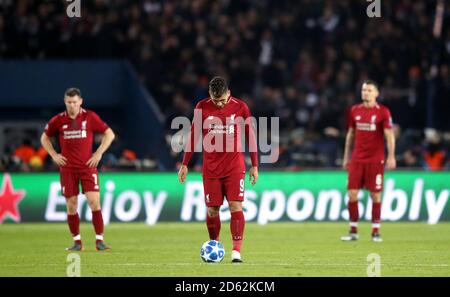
[178,76,259,262]
[341,80,396,242]
[41,88,115,251]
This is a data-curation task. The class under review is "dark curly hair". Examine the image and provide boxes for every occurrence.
[209,76,228,98]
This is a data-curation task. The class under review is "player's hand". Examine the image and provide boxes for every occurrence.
[342,157,350,169]
[51,153,67,166]
[249,166,258,186]
[386,156,396,170]
[86,152,102,168]
[178,165,188,184]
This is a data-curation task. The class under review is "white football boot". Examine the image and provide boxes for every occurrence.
[231,250,243,263]
[340,232,359,241]
[371,233,383,242]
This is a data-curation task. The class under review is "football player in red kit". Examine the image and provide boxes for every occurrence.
[178,76,258,262]
[341,80,396,242]
[41,88,115,251]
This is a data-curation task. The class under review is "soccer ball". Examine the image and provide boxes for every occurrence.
[200,240,225,263]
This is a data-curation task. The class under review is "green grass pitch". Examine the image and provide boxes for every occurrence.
[0,222,449,277]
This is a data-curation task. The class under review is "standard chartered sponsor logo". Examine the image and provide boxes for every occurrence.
[170,111,279,164]
[356,122,376,131]
[63,130,87,139]
[44,178,449,224]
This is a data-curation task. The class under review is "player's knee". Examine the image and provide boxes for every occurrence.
[66,197,78,214]
[67,205,78,215]
[85,192,101,211]
[207,207,220,217]
[348,190,359,202]
[229,201,242,212]
[370,193,382,203]
[88,199,101,211]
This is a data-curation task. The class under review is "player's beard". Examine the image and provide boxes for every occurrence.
[67,106,81,117]
[213,100,224,108]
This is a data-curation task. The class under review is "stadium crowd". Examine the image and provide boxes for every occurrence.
[0,0,449,171]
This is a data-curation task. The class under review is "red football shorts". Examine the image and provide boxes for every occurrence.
[60,168,100,198]
[202,173,245,207]
[347,161,385,192]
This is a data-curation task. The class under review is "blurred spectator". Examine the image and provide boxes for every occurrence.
[397,149,423,168]
[423,130,447,171]
[13,139,35,164]
[29,146,49,171]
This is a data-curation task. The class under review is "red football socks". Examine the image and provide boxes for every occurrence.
[348,201,359,233]
[92,210,104,244]
[230,211,245,252]
[372,202,381,234]
[206,213,221,241]
[67,213,81,244]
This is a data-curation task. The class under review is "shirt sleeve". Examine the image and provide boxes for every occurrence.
[242,102,258,167]
[347,106,355,129]
[382,108,393,129]
[182,102,202,166]
[90,112,109,133]
[44,116,59,137]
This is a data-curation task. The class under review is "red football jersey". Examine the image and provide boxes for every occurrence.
[348,103,393,163]
[182,96,258,178]
[44,108,109,170]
